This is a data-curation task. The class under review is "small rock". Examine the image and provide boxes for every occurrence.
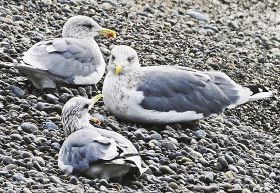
[248,150,256,157]
[168,163,178,171]
[187,10,209,21]
[45,94,58,104]
[270,48,280,57]
[0,115,6,123]
[199,157,209,167]
[21,122,38,133]
[189,149,203,158]
[162,141,177,150]
[237,158,246,166]
[217,156,228,170]
[36,102,45,111]
[9,85,25,98]
[33,161,42,171]
[135,130,145,140]
[150,133,162,140]
[0,29,6,38]
[143,4,154,14]
[22,188,32,193]
[225,171,235,180]
[204,172,214,183]
[228,21,239,30]
[242,188,251,193]
[69,176,78,184]
[225,154,234,164]
[0,16,12,24]
[169,182,179,189]
[78,87,87,96]
[12,173,28,182]
[50,175,62,184]
[159,165,176,175]
[202,25,219,33]
[10,133,23,141]
[13,15,23,21]
[228,165,238,173]
[194,129,206,139]
[44,121,59,130]
[60,87,73,94]
[2,156,14,165]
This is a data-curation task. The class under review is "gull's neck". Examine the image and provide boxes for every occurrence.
[63,114,93,136]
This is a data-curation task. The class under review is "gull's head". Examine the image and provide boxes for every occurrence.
[108,45,140,76]
[62,15,116,39]
[61,94,103,135]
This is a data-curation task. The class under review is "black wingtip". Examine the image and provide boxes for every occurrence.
[246,84,269,95]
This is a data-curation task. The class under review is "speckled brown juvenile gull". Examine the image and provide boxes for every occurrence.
[58,95,146,180]
[18,15,116,89]
[102,45,273,124]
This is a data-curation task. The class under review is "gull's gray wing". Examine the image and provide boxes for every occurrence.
[137,68,232,117]
[58,128,146,176]
[58,129,119,174]
[22,38,101,82]
[96,128,147,174]
[169,67,241,104]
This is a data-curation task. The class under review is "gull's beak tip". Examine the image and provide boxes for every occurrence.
[90,117,101,125]
[99,28,117,39]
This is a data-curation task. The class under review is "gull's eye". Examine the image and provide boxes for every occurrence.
[83,104,89,109]
[111,55,115,61]
[82,23,93,29]
[127,56,135,63]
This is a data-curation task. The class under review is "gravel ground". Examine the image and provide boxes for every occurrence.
[0,0,280,192]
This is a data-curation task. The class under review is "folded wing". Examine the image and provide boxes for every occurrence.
[137,68,232,117]
[58,130,119,174]
[22,38,100,81]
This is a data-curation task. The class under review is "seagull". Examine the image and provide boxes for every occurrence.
[102,45,273,124]
[58,95,146,180]
[18,15,116,89]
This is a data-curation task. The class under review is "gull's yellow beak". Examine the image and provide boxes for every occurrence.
[115,65,123,76]
[91,94,103,104]
[98,28,117,39]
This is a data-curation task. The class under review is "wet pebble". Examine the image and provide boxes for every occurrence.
[9,85,25,98]
[162,140,177,150]
[20,122,38,133]
[10,133,23,141]
[217,156,229,170]
[187,9,209,21]
[203,172,214,183]
[49,175,62,184]
[12,173,28,182]
[194,129,207,139]
[44,121,59,130]
[159,165,176,175]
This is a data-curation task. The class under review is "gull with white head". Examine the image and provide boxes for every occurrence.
[58,95,146,180]
[18,15,116,89]
[102,45,273,124]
